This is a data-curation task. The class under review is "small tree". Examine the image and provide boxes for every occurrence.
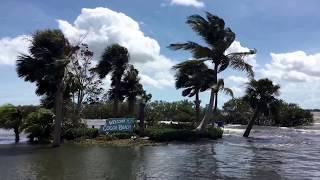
[243,78,280,137]
[0,104,23,143]
[24,108,54,143]
[68,43,103,122]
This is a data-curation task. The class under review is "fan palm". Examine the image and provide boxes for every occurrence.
[16,29,72,146]
[169,12,256,131]
[243,78,280,137]
[173,60,215,122]
[96,44,129,116]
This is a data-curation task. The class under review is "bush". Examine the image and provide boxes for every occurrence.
[145,127,223,142]
[64,128,99,140]
[24,108,54,143]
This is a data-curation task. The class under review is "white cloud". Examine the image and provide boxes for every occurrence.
[260,51,320,83]
[58,7,175,89]
[227,76,249,84]
[169,0,205,8]
[0,35,30,65]
[226,41,258,68]
[258,50,320,108]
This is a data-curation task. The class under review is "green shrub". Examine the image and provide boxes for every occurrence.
[206,127,223,139]
[24,108,54,143]
[145,127,223,142]
[64,128,99,140]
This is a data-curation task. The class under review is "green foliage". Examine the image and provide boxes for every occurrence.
[173,60,215,97]
[16,29,71,97]
[273,101,313,127]
[223,98,253,125]
[24,108,54,142]
[145,100,199,124]
[64,128,99,140]
[0,104,22,130]
[145,127,223,142]
[222,98,313,127]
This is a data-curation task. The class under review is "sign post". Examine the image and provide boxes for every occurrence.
[100,118,135,133]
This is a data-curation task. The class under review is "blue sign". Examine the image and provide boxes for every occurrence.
[101,118,135,133]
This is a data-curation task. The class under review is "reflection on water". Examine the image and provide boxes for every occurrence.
[0,113,320,179]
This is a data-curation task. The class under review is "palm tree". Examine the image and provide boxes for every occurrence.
[243,78,280,137]
[16,29,72,147]
[96,44,129,116]
[169,12,256,131]
[122,65,143,115]
[173,60,215,122]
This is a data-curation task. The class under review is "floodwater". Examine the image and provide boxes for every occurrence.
[0,113,319,180]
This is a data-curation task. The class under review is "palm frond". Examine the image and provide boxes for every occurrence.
[222,87,234,98]
[168,41,212,59]
[228,54,254,78]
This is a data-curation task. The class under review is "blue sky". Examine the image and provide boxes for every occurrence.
[1,0,320,108]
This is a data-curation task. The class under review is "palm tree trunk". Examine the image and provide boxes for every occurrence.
[53,82,63,147]
[14,127,19,143]
[113,98,119,116]
[195,89,215,131]
[138,102,146,136]
[213,92,218,112]
[243,108,259,137]
[195,92,200,123]
[128,99,135,115]
[195,64,217,132]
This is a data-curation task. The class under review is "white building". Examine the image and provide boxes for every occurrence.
[82,119,106,129]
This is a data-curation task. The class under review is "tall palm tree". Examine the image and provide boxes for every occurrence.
[96,44,129,116]
[169,12,256,131]
[243,78,280,137]
[122,65,143,114]
[16,29,72,147]
[173,60,215,122]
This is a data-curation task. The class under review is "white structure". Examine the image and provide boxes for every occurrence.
[82,119,106,129]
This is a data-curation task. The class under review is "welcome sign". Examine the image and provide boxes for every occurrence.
[101,118,135,133]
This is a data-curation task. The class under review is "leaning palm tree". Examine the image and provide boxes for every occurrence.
[169,12,256,131]
[16,29,72,147]
[96,44,129,116]
[122,65,144,114]
[243,78,280,137]
[173,60,215,122]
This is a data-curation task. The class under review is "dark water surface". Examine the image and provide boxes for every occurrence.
[1,113,320,180]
